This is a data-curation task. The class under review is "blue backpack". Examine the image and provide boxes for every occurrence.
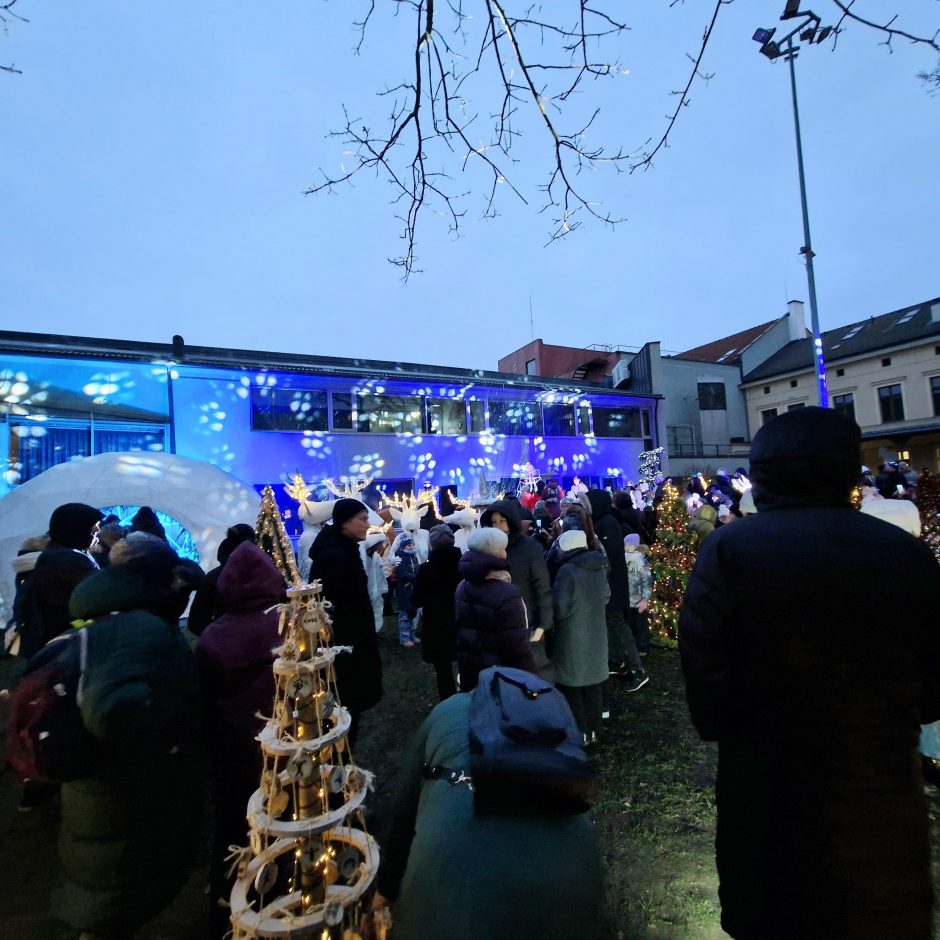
[468,667,594,816]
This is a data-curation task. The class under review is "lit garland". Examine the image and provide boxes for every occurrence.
[638,447,664,487]
[256,484,301,586]
[919,475,940,563]
[648,482,698,645]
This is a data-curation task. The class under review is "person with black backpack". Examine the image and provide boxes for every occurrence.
[372,667,605,939]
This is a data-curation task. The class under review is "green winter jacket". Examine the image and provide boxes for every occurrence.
[53,569,204,935]
[377,694,606,939]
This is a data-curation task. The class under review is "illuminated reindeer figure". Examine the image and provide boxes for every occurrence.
[443,500,479,554]
[384,492,431,565]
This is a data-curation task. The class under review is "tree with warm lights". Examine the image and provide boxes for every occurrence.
[648,482,698,644]
[256,484,301,586]
[919,474,940,563]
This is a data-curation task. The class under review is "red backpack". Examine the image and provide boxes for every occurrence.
[6,629,101,782]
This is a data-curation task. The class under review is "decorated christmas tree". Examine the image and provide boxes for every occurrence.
[919,474,940,563]
[648,481,698,644]
[256,484,301,586]
[229,583,385,939]
[638,447,664,487]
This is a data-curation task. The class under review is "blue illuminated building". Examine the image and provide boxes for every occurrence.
[0,332,661,501]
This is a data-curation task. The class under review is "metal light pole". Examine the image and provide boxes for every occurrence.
[753,6,833,407]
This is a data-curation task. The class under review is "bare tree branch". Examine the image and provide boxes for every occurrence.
[829,0,940,56]
[1,0,27,74]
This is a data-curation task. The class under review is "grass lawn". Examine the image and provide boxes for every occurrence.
[2,622,939,938]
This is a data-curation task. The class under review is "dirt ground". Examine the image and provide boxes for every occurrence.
[1,628,938,939]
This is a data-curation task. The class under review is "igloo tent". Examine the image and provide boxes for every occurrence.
[0,452,260,620]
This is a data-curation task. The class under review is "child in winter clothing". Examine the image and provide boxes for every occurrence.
[624,534,653,655]
[395,536,420,647]
[361,532,389,632]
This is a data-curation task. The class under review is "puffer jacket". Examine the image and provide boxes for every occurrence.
[48,567,203,936]
[551,549,610,687]
[455,550,538,690]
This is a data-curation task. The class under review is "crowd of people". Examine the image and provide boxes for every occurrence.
[3,405,940,939]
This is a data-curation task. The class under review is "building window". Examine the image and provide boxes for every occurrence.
[697,382,727,411]
[356,394,425,434]
[525,358,537,375]
[541,403,576,436]
[787,403,806,411]
[878,384,904,423]
[331,392,353,430]
[487,400,541,436]
[931,376,940,417]
[761,408,778,425]
[576,402,592,435]
[836,368,845,377]
[790,379,798,388]
[832,392,855,422]
[667,425,695,456]
[468,399,487,433]
[427,399,467,435]
[642,410,652,437]
[592,406,643,438]
[250,387,328,432]
[882,357,892,367]
[763,386,771,395]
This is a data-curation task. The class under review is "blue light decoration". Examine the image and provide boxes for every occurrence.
[99,505,200,564]
[814,335,829,408]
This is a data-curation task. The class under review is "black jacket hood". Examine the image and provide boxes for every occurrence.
[48,503,105,550]
[458,549,511,584]
[586,489,612,520]
[479,499,522,540]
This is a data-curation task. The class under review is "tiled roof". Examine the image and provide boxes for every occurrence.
[741,298,940,383]
[671,319,781,364]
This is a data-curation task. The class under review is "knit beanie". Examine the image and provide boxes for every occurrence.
[557,530,587,552]
[363,532,387,551]
[48,503,105,550]
[624,533,641,549]
[429,524,455,550]
[467,527,508,557]
[109,532,181,588]
[332,498,368,528]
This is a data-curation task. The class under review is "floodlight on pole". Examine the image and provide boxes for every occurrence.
[753,5,833,407]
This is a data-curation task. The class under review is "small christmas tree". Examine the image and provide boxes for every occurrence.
[919,474,940,563]
[229,583,384,938]
[648,482,698,645]
[638,447,664,487]
[256,484,301,586]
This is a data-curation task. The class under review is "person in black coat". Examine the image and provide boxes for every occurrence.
[586,489,646,691]
[454,527,538,691]
[31,502,104,651]
[411,525,463,699]
[679,407,940,940]
[186,523,256,636]
[308,498,383,746]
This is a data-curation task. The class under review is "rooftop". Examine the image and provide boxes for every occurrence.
[670,319,781,364]
[741,298,940,383]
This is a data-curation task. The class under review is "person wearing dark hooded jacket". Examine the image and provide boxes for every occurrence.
[550,529,610,746]
[308,498,383,745]
[31,502,104,650]
[196,541,284,938]
[454,527,538,691]
[35,532,204,939]
[479,498,553,668]
[586,489,646,691]
[679,407,940,940]
[186,523,256,636]
[411,525,462,699]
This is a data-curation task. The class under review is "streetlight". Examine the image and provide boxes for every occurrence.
[753,5,833,407]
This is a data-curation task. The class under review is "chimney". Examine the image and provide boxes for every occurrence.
[787,300,807,342]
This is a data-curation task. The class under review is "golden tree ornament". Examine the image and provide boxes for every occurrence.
[256,484,301,587]
[229,583,384,939]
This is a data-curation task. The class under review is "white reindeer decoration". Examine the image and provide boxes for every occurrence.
[442,503,479,553]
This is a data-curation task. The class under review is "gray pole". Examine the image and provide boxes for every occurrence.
[785,36,829,407]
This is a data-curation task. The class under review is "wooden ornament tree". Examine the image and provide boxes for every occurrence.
[229,582,384,939]
[256,484,301,586]
[648,482,698,644]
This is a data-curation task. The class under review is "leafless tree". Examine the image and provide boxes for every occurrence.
[307,1,939,275]
[0,0,27,74]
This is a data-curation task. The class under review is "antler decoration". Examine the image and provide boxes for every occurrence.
[283,472,313,505]
[324,476,374,499]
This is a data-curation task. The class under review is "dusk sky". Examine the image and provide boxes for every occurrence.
[3,1,938,370]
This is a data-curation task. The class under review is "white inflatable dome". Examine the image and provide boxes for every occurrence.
[0,452,260,621]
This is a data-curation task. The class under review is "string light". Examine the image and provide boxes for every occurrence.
[648,482,698,644]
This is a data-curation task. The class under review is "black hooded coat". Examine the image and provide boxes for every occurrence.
[308,523,383,714]
[679,407,940,939]
[585,490,629,609]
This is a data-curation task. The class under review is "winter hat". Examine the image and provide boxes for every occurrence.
[109,532,181,588]
[399,535,415,550]
[718,505,731,520]
[624,533,641,550]
[129,506,168,540]
[749,406,860,508]
[517,506,534,523]
[332,498,368,528]
[467,526,508,557]
[363,532,387,551]
[557,529,587,553]
[48,503,105,550]
[429,524,455,550]
[217,522,257,563]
